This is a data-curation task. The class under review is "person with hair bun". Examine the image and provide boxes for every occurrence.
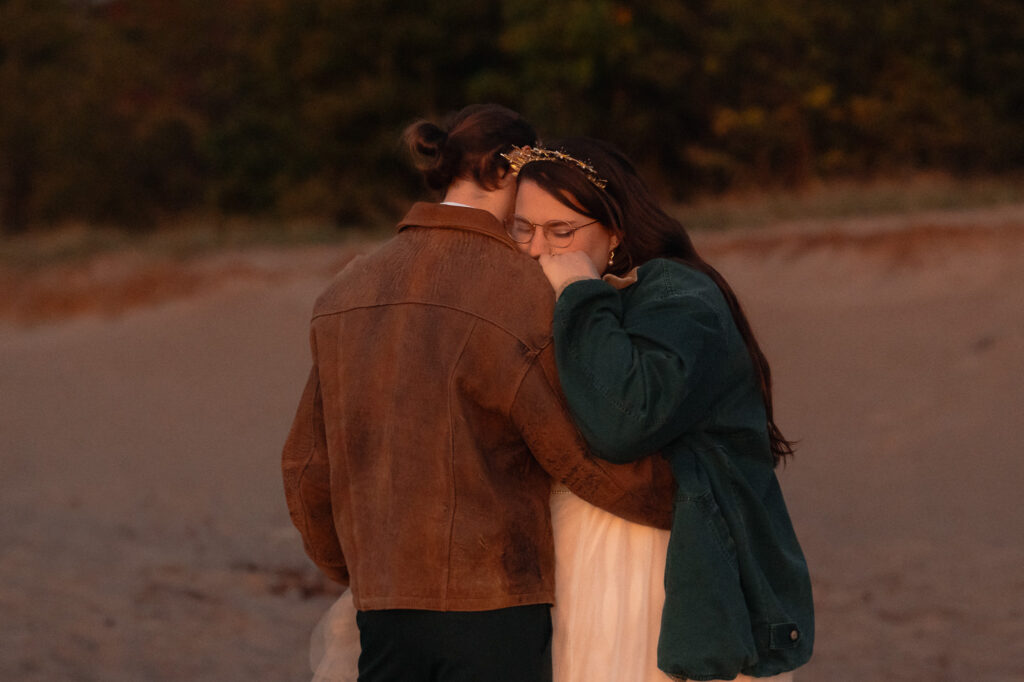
[283,108,676,682]
[402,103,538,217]
[505,137,814,681]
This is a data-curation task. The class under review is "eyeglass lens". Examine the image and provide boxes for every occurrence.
[508,218,577,246]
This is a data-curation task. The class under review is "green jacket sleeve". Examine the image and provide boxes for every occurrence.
[552,263,729,463]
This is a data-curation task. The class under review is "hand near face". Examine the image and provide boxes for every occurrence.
[513,178,618,296]
[537,250,601,297]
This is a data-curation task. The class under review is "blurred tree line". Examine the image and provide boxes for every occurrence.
[1,0,1022,233]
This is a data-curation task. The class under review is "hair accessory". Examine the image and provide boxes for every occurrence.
[501,145,608,190]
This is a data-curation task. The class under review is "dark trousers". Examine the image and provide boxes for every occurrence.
[356,605,552,682]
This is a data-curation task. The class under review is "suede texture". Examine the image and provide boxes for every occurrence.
[282,203,675,612]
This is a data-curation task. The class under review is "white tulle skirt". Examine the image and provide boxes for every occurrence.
[309,488,793,682]
[310,589,360,682]
[549,486,670,681]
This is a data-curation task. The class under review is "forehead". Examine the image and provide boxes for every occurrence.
[514,179,588,222]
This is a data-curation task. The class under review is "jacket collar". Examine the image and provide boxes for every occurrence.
[396,202,516,250]
[603,267,640,290]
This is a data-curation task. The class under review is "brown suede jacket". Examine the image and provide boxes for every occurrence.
[282,203,675,612]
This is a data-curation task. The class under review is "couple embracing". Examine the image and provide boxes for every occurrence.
[282,104,813,682]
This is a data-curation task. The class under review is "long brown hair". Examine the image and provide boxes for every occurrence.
[403,104,537,193]
[518,137,795,465]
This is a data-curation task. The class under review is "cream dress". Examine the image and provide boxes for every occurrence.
[309,485,793,682]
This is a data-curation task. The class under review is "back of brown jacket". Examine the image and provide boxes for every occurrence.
[282,203,674,611]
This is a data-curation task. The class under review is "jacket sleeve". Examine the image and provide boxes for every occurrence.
[552,269,729,463]
[510,342,675,529]
[281,349,350,586]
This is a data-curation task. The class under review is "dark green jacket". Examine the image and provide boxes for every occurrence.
[553,259,814,680]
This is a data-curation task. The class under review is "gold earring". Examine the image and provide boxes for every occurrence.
[608,249,616,266]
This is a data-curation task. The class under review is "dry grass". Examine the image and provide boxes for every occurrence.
[3,175,1023,324]
[0,238,372,324]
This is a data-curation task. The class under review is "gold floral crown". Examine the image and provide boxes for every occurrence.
[501,145,608,190]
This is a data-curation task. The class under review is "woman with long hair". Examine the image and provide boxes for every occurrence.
[505,137,813,681]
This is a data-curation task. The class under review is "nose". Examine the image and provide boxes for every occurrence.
[527,229,548,259]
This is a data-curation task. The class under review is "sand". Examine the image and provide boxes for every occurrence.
[2,206,1023,681]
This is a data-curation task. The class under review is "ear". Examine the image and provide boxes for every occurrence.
[497,167,517,190]
[609,233,621,251]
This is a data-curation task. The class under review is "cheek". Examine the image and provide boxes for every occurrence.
[587,243,609,269]
[580,232,612,261]
[556,233,612,272]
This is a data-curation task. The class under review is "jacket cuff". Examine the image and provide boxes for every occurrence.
[554,275,603,300]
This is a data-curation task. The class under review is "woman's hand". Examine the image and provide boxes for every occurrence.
[537,251,601,297]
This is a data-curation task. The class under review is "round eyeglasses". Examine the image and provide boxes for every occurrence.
[506,216,601,248]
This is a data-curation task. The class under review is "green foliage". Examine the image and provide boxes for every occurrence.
[1,0,1022,232]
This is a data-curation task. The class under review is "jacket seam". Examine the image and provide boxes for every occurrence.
[507,339,544,435]
[296,379,326,562]
[444,319,478,607]
[312,301,547,352]
[398,221,517,251]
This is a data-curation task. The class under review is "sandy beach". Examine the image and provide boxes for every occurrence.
[2,206,1023,681]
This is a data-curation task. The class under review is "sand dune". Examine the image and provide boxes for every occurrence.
[2,208,1022,680]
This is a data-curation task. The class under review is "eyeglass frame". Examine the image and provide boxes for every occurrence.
[505,215,602,247]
